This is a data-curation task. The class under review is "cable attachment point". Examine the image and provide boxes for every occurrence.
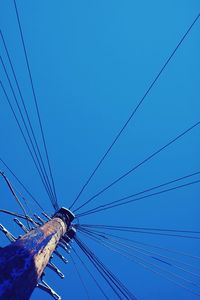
[53,207,75,226]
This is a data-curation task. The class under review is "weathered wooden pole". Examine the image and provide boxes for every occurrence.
[0,208,74,300]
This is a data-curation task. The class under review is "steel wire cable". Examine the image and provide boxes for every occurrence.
[13,0,58,210]
[70,13,200,210]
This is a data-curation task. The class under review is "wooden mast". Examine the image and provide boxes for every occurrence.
[0,208,74,300]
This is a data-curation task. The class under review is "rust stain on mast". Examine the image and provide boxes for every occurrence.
[26,217,66,279]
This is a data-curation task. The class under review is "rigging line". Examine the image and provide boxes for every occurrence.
[0,31,56,205]
[75,237,136,300]
[75,237,125,300]
[0,86,55,209]
[103,240,200,290]
[0,56,56,205]
[0,209,29,220]
[79,229,200,286]
[76,236,136,300]
[79,230,200,290]
[79,171,200,215]
[13,0,58,209]
[70,253,91,300]
[78,229,200,276]
[79,227,200,268]
[80,228,200,279]
[78,226,200,244]
[70,13,200,210]
[0,57,56,207]
[0,81,56,208]
[12,184,35,218]
[80,230,200,297]
[110,240,200,280]
[76,236,178,299]
[78,225,200,240]
[79,223,200,240]
[74,121,200,213]
[79,224,200,235]
[77,227,200,264]
[77,178,200,217]
[72,246,109,300]
[77,236,137,300]
[0,157,45,211]
[0,171,30,229]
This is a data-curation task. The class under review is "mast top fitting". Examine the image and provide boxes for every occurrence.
[53,207,75,226]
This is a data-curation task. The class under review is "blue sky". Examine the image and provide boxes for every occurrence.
[0,1,200,299]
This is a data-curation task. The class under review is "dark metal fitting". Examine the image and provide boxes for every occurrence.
[53,207,75,226]
[63,227,76,242]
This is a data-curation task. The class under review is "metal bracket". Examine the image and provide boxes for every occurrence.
[58,241,71,253]
[54,249,68,264]
[47,261,65,279]
[13,218,29,233]
[37,280,61,300]
[34,214,45,225]
[0,223,16,242]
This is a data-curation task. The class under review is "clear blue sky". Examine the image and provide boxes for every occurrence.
[0,1,200,299]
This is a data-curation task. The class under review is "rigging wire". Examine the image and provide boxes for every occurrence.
[13,184,35,218]
[13,0,58,210]
[85,229,200,286]
[77,178,200,217]
[0,208,29,220]
[0,171,31,229]
[72,246,109,300]
[106,238,200,279]
[81,238,137,300]
[78,228,200,297]
[70,13,200,210]
[70,253,91,300]
[0,157,45,212]
[0,56,56,206]
[74,121,200,213]
[79,228,199,275]
[78,232,200,297]
[75,236,137,300]
[79,224,200,236]
[77,226,200,262]
[78,225,200,240]
[78,227,200,277]
[0,80,55,205]
[77,170,200,216]
[75,237,124,300]
[79,224,200,235]
[0,31,57,208]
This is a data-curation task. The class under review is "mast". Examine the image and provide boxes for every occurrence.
[0,208,75,300]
